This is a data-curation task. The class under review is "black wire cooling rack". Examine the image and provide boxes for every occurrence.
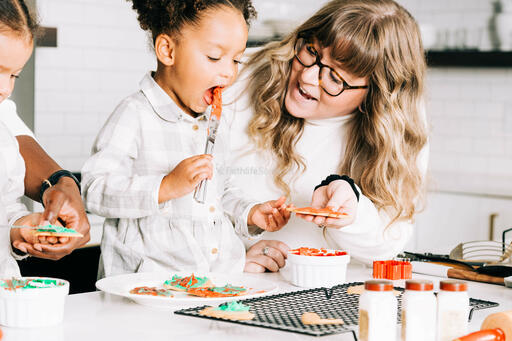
[174,281,499,338]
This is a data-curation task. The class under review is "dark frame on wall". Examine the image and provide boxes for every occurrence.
[426,51,512,68]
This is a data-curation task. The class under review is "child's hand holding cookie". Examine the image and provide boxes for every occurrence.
[10,213,69,253]
[247,196,290,232]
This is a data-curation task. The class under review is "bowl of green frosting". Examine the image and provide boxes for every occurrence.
[0,277,69,328]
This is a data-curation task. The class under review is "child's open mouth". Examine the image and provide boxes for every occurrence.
[203,87,215,105]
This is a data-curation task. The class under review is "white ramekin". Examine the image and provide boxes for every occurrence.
[0,277,69,328]
[282,250,350,288]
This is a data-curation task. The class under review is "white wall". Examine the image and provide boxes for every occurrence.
[32,0,512,198]
[34,0,155,171]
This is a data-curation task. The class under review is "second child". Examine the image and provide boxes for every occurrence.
[82,0,290,278]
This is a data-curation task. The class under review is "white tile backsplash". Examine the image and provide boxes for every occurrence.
[34,0,155,172]
[31,0,512,196]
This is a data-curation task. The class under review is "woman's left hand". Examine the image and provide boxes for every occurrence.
[244,240,290,272]
[296,180,358,229]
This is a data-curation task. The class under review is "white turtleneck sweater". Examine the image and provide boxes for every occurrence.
[223,65,428,265]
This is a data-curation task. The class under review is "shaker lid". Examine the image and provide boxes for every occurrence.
[405,280,434,291]
[364,280,393,291]
[440,280,468,292]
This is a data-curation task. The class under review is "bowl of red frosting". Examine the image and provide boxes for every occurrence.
[282,247,350,288]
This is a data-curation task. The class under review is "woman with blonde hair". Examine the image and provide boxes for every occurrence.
[224,0,429,272]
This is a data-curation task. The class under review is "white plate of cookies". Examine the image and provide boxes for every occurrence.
[95,272,278,309]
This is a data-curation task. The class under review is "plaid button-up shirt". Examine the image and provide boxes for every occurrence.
[0,121,30,277]
[82,73,259,278]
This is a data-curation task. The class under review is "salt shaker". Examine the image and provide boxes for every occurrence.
[437,280,469,341]
[401,279,436,341]
[359,280,397,341]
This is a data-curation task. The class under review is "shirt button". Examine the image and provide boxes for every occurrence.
[192,124,199,131]
[209,206,215,213]
[211,248,218,254]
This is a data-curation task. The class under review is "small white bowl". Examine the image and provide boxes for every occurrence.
[282,249,350,288]
[0,277,69,328]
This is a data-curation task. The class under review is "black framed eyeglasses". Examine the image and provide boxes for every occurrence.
[294,37,369,97]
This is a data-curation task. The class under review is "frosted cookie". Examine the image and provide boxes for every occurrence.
[32,225,83,238]
[129,286,173,297]
[187,284,247,298]
[286,206,347,218]
[163,274,213,292]
[347,284,400,296]
[346,284,365,295]
[199,301,254,321]
[301,312,344,325]
[0,278,64,291]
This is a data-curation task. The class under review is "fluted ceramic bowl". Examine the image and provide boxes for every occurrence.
[0,277,69,328]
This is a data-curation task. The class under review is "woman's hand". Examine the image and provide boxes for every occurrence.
[247,196,290,232]
[10,213,45,253]
[160,154,213,202]
[296,180,358,229]
[31,177,91,259]
[244,240,290,272]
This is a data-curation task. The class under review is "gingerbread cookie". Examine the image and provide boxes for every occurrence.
[187,284,247,298]
[286,206,347,218]
[199,301,254,321]
[129,286,173,297]
[163,274,213,292]
[32,225,83,238]
[301,312,344,325]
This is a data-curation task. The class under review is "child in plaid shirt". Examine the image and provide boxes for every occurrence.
[82,0,290,277]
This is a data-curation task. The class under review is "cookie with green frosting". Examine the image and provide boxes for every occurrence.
[186,284,247,298]
[199,301,254,320]
[129,286,174,297]
[163,274,213,292]
[33,224,83,238]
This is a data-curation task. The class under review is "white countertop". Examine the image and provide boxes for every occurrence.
[3,265,512,341]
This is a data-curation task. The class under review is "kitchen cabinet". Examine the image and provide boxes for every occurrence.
[413,192,512,255]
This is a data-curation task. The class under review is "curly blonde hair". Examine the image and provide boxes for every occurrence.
[246,0,428,224]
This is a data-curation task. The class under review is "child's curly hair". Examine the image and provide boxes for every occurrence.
[0,0,38,39]
[128,0,257,43]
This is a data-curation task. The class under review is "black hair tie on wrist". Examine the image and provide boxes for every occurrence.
[314,174,360,201]
[39,170,81,207]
